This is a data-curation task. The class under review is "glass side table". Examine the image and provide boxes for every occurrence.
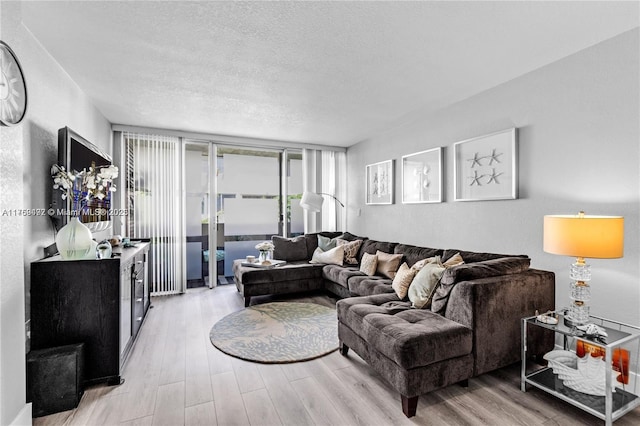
[521,311,640,426]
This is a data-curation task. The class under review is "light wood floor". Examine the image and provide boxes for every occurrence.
[35,285,640,426]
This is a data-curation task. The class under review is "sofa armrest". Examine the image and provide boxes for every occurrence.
[444,269,555,376]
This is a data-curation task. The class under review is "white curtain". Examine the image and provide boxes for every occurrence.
[302,149,347,233]
[124,132,185,295]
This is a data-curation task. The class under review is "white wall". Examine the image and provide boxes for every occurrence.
[0,2,112,424]
[347,29,640,326]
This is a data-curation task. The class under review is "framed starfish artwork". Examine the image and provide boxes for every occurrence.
[453,128,518,201]
[401,147,442,204]
[365,160,394,205]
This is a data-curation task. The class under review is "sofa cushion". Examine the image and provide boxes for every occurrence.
[394,244,444,268]
[310,245,344,265]
[431,256,531,314]
[391,263,417,299]
[359,239,398,262]
[337,295,472,369]
[272,235,308,262]
[348,275,394,296]
[336,238,363,265]
[339,231,367,242]
[322,264,364,289]
[359,252,378,276]
[442,249,527,263]
[233,260,324,285]
[376,250,403,279]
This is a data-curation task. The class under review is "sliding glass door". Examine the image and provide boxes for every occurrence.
[216,147,280,277]
[122,131,304,291]
[184,142,213,288]
[214,147,303,277]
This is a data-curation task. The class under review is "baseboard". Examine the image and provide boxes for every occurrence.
[10,403,32,426]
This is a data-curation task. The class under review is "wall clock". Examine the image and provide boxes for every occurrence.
[0,41,28,126]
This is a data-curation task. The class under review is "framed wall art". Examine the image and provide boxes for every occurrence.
[365,160,394,205]
[401,147,442,203]
[453,128,518,201]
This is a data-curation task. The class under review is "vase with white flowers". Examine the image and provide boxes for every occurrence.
[255,241,275,264]
[51,163,119,259]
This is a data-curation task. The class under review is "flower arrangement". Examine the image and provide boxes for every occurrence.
[51,163,119,216]
[255,241,275,252]
[255,241,275,263]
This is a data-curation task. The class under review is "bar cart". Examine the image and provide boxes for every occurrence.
[521,310,640,425]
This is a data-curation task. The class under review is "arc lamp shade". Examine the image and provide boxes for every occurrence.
[543,214,624,259]
[300,192,324,212]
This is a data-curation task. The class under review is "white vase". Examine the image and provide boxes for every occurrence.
[56,216,94,260]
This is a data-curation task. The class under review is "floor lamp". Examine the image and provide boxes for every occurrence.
[543,211,624,326]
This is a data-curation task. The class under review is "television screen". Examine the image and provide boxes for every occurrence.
[55,127,113,231]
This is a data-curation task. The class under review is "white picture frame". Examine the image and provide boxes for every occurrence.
[453,128,518,201]
[365,160,394,205]
[401,147,442,203]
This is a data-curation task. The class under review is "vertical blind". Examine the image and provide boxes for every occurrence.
[124,132,184,295]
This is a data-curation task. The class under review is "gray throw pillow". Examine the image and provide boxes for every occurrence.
[318,235,339,251]
[272,236,308,261]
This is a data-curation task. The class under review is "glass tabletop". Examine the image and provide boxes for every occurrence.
[525,311,638,348]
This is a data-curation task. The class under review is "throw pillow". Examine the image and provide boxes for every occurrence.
[391,263,417,299]
[411,256,439,271]
[408,263,447,309]
[318,235,339,251]
[272,235,308,262]
[336,238,363,264]
[359,252,378,276]
[443,252,464,268]
[375,250,404,279]
[309,245,345,266]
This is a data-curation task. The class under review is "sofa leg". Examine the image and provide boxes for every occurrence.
[339,342,349,356]
[401,395,418,418]
[458,379,469,388]
[244,297,251,307]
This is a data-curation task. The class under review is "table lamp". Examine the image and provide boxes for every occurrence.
[300,191,344,212]
[543,211,624,325]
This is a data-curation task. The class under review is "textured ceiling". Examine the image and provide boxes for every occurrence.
[21,1,639,147]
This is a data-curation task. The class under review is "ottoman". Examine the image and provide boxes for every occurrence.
[232,260,325,306]
[337,293,474,417]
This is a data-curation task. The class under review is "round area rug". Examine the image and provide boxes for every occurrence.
[209,302,338,363]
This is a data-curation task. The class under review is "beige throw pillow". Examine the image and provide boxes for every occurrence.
[443,252,465,268]
[375,250,404,279]
[336,238,363,265]
[309,245,344,266]
[359,252,378,276]
[391,263,417,299]
[408,263,446,309]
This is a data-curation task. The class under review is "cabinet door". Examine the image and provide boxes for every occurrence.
[120,264,132,360]
[133,271,144,338]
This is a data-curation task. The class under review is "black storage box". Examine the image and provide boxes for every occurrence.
[27,343,85,417]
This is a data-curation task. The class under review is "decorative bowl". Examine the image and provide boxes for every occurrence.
[543,350,617,396]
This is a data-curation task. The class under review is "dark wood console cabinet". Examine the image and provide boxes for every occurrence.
[30,243,150,385]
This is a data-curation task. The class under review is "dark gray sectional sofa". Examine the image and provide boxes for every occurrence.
[233,232,555,417]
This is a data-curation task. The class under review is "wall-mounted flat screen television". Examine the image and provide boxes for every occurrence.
[52,127,113,232]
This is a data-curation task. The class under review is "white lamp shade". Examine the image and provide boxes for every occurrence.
[543,214,624,259]
[300,191,324,212]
